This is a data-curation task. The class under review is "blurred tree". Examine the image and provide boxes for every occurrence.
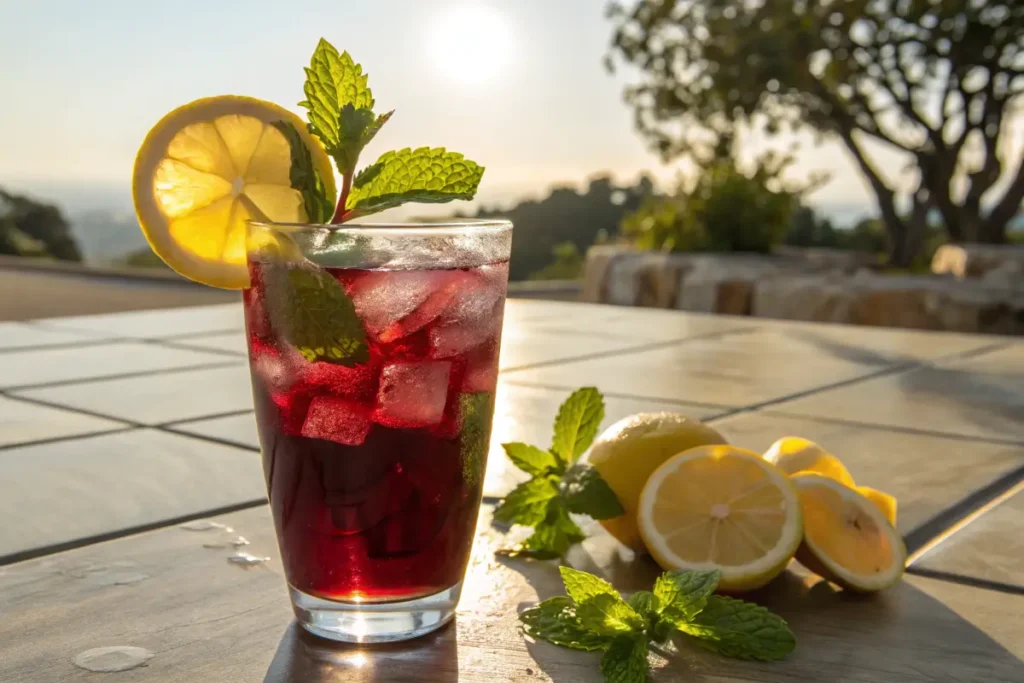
[0,188,82,261]
[473,175,654,280]
[623,146,811,252]
[607,0,1024,266]
[786,206,841,248]
[528,242,585,280]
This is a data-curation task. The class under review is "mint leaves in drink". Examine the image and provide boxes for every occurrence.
[520,567,795,683]
[298,39,485,223]
[496,388,624,559]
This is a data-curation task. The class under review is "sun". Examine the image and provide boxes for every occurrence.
[427,5,514,85]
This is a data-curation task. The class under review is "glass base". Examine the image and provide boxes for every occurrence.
[289,583,460,643]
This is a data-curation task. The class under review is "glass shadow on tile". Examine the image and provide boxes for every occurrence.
[0,429,266,563]
[12,363,253,425]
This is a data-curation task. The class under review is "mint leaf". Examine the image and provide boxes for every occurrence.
[654,569,720,623]
[626,591,661,621]
[600,635,649,683]
[559,566,617,604]
[550,387,605,465]
[345,147,485,217]
[270,120,334,223]
[560,463,624,520]
[503,442,561,477]
[494,476,559,527]
[576,594,645,637]
[519,597,611,652]
[676,595,796,661]
[299,39,374,153]
[269,266,369,366]
[458,392,493,487]
[499,502,585,559]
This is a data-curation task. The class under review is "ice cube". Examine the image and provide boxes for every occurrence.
[350,271,442,337]
[374,360,452,427]
[438,267,506,327]
[300,359,378,401]
[250,343,302,393]
[300,396,372,446]
[376,271,474,343]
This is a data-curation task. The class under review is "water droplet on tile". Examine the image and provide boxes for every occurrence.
[202,541,228,549]
[73,646,153,672]
[227,552,270,567]
[180,520,233,532]
[230,536,250,547]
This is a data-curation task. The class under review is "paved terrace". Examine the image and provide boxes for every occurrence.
[0,300,1021,681]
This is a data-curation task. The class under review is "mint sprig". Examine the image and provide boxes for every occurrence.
[495,388,623,559]
[271,120,334,223]
[519,567,795,683]
[297,38,484,223]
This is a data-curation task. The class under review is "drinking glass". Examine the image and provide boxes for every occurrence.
[242,219,512,642]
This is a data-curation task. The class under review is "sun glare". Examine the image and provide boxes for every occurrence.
[427,5,514,85]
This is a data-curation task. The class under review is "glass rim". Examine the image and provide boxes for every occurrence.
[247,218,511,237]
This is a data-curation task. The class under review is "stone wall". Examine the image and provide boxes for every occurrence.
[581,246,1024,335]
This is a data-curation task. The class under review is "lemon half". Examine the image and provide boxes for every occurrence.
[637,445,803,592]
[132,96,335,289]
[763,436,856,487]
[792,474,905,592]
[585,413,728,550]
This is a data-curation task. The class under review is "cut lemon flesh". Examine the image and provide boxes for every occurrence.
[792,474,905,592]
[763,436,855,487]
[637,445,802,592]
[132,96,335,289]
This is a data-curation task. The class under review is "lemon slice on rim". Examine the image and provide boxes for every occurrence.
[792,474,906,592]
[637,445,803,593]
[132,96,336,289]
[763,436,856,487]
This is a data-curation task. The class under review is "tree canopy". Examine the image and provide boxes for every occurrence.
[0,188,82,262]
[608,0,1024,265]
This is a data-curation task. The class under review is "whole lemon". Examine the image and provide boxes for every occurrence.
[582,412,728,550]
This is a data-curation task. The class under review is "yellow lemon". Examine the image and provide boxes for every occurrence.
[792,474,906,592]
[583,413,728,550]
[763,436,855,487]
[855,486,898,527]
[132,96,335,289]
[637,445,803,593]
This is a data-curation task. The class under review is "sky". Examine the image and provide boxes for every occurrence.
[0,0,902,221]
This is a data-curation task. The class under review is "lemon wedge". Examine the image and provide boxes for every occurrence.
[792,474,905,592]
[763,436,856,487]
[637,445,803,592]
[132,96,335,289]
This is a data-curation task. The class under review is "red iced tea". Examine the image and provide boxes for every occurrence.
[244,260,507,602]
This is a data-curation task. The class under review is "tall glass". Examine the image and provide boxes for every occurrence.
[242,220,512,643]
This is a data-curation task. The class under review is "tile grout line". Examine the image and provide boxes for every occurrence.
[752,409,1024,447]
[2,359,243,393]
[499,325,761,375]
[0,499,269,568]
[905,567,1024,596]
[0,425,137,453]
[905,473,1024,561]
[155,425,260,453]
[160,408,256,428]
[1,391,150,430]
[499,378,736,415]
